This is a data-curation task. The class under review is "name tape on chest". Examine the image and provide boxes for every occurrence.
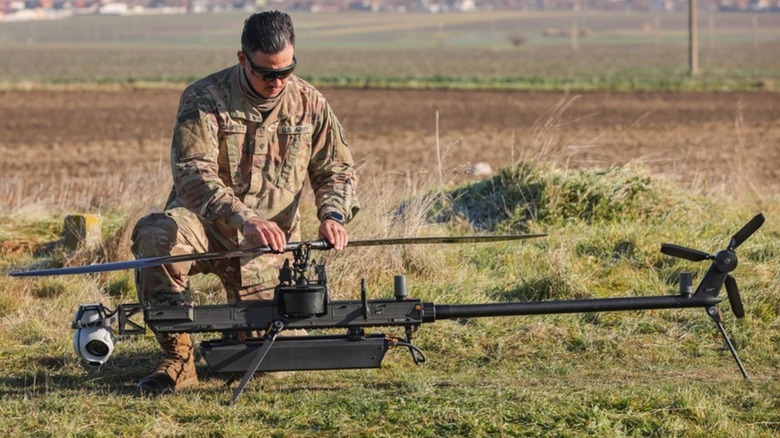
[222,124,248,134]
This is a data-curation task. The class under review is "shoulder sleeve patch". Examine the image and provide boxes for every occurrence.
[173,111,215,160]
[177,108,201,126]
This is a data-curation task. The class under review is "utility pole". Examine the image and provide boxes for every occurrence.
[571,17,578,51]
[689,0,699,76]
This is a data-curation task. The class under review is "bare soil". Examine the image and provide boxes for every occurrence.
[1,88,778,195]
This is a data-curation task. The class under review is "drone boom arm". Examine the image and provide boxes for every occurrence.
[141,292,724,335]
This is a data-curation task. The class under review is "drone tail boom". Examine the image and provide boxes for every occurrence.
[433,295,722,320]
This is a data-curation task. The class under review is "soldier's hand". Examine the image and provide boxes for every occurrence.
[242,217,287,252]
[319,220,348,251]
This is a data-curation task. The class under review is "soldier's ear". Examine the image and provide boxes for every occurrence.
[237,50,246,66]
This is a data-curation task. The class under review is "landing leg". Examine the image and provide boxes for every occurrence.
[706,306,749,380]
[229,320,285,404]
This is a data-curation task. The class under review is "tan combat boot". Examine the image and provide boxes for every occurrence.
[137,333,199,393]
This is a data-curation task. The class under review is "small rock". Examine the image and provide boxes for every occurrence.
[467,162,493,177]
[63,214,103,250]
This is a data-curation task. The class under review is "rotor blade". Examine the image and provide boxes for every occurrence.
[660,243,712,262]
[8,246,276,277]
[725,275,745,318]
[346,234,548,248]
[728,213,765,251]
[9,234,545,277]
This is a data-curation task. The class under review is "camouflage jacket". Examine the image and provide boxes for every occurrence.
[166,65,359,286]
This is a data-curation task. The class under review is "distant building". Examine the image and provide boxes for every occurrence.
[98,2,128,13]
[3,0,779,23]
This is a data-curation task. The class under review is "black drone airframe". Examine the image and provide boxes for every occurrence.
[10,213,765,404]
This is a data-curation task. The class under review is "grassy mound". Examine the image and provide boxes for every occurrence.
[432,161,688,232]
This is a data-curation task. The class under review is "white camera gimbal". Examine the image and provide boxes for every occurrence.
[72,303,116,367]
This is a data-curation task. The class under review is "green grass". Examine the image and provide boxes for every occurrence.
[1,160,779,435]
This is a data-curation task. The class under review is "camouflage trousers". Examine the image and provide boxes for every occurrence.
[131,207,287,307]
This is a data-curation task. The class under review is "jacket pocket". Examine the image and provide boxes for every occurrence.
[218,123,247,186]
[274,125,312,192]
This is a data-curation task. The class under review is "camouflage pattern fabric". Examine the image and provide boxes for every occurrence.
[131,208,283,304]
[133,65,359,304]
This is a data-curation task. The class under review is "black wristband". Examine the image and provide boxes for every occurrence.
[323,211,344,224]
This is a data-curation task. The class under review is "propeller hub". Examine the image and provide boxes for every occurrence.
[714,250,738,273]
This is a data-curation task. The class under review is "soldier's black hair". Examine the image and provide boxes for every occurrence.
[241,11,295,55]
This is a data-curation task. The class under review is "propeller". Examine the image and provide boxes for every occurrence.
[728,213,765,251]
[663,214,764,380]
[725,275,745,318]
[661,213,764,318]
[348,234,547,247]
[660,244,713,262]
[661,213,766,262]
[9,247,273,278]
[9,233,547,278]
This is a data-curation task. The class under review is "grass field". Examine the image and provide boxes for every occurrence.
[1,9,779,437]
[1,160,779,436]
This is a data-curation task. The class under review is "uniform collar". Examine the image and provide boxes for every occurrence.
[227,65,293,123]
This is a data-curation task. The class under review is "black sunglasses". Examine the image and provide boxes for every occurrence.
[242,50,297,82]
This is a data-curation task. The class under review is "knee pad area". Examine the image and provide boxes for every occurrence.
[131,213,181,258]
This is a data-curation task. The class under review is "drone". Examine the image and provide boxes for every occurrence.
[9,213,765,404]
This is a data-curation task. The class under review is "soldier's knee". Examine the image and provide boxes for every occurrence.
[131,213,180,257]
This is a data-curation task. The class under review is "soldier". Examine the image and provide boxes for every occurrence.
[131,10,359,393]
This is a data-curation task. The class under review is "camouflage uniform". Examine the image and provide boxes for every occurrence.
[132,65,359,305]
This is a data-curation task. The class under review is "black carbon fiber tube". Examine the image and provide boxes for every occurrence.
[433,295,722,320]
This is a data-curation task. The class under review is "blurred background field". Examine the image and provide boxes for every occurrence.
[0,11,778,89]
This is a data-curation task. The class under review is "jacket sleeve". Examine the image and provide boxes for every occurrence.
[308,103,360,223]
[170,92,258,229]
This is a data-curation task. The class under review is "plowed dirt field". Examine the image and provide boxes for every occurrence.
[1,88,778,206]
